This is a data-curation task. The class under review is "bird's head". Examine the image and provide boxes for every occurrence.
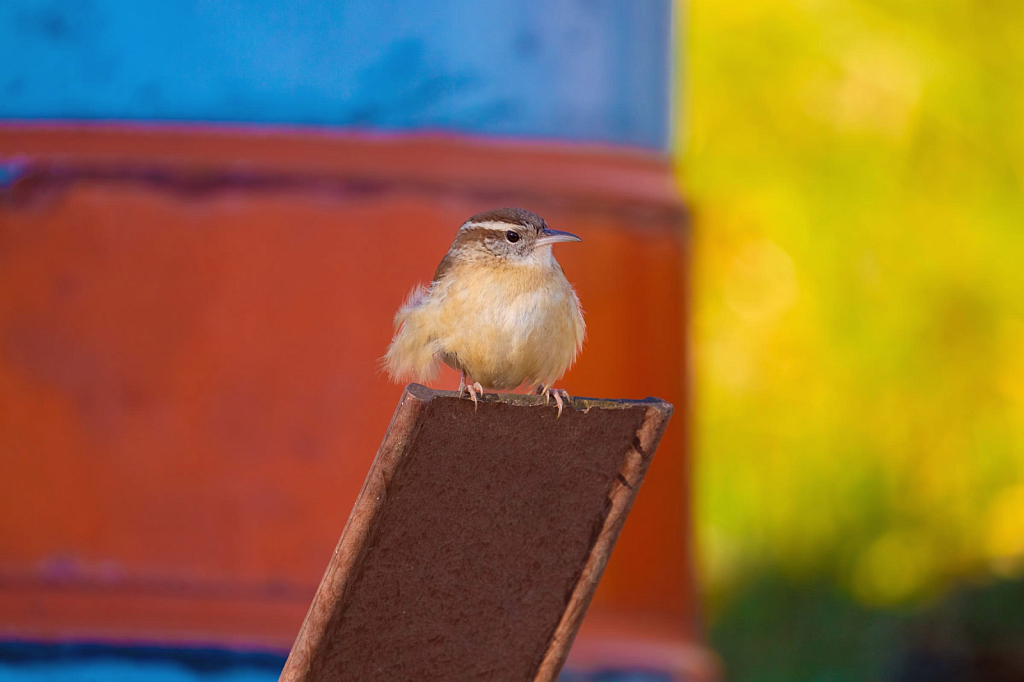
[445,208,581,270]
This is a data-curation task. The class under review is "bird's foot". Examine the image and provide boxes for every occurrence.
[537,386,572,418]
[467,381,484,411]
[458,373,484,411]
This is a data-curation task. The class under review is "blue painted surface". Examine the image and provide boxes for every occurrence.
[0,641,674,682]
[0,642,284,682]
[0,0,671,149]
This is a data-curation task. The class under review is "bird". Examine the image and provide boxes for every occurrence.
[383,207,585,416]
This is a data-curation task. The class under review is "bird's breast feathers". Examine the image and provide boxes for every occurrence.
[428,261,585,389]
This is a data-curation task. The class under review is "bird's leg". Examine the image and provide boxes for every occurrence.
[460,372,484,411]
[537,385,571,418]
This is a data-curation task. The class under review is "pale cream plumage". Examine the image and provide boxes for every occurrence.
[384,208,584,409]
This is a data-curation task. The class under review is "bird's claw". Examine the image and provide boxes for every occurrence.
[467,381,484,411]
[538,386,571,418]
[459,373,484,411]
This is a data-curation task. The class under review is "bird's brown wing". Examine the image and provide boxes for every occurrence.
[432,252,456,282]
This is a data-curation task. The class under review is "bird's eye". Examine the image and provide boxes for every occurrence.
[505,230,520,243]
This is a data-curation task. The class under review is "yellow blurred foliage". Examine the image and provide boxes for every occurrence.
[678,0,1024,606]
[984,484,1024,577]
[853,529,937,606]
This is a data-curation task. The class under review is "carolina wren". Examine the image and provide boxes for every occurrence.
[384,208,585,415]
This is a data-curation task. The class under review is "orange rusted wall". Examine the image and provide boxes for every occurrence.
[0,127,696,666]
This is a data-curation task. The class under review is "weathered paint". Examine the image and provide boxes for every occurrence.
[0,0,672,150]
[0,128,699,674]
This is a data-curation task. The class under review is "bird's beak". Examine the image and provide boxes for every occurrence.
[535,228,582,247]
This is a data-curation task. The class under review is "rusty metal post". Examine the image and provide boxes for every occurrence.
[280,384,673,681]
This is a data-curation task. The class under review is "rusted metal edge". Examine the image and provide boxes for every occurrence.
[409,385,674,412]
[532,402,673,681]
[278,387,432,681]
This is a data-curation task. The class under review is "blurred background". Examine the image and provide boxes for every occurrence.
[2,0,1023,681]
[686,0,1024,679]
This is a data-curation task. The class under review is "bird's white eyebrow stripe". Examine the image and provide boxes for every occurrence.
[459,220,522,232]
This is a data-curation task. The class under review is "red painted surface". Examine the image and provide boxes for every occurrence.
[0,127,703,673]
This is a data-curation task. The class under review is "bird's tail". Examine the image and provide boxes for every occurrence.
[382,285,440,384]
